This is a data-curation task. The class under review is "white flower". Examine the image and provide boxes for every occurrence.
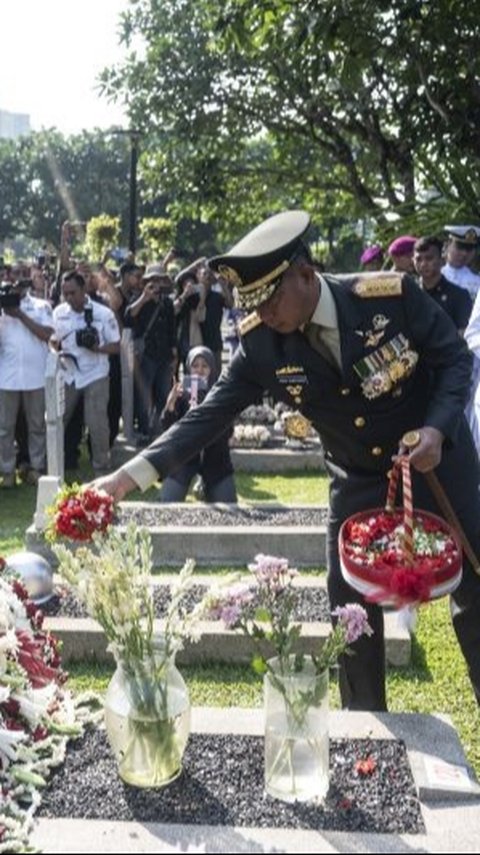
[0,685,10,704]
[0,629,19,673]
[13,684,57,728]
[0,726,27,762]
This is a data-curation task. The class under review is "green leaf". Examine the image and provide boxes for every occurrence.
[251,655,268,675]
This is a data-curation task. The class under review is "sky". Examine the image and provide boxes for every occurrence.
[3,0,131,134]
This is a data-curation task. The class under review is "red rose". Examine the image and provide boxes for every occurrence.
[0,698,20,718]
[33,725,49,742]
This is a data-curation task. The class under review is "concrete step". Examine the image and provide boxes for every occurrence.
[32,709,480,854]
[44,574,411,667]
[26,502,329,568]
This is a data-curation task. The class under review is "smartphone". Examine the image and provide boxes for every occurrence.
[182,375,208,394]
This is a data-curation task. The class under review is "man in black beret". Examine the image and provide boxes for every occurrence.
[93,211,480,712]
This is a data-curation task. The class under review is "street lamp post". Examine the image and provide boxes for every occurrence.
[128,131,141,255]
[110,128,141,256]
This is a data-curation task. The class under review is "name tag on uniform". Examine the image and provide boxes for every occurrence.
[275,364,308,404]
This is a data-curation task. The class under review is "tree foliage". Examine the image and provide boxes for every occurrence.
[85,214,121,261]
[138,216,176,259]
[100,0,480,241]
[0,130,133,247]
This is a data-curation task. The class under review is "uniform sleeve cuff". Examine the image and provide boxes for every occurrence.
[122,456,159,492]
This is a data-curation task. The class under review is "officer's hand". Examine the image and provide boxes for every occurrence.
[88,470,137,502]
[393,426,444,473]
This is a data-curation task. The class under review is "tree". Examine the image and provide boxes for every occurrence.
[100,0,480,240]
[0,139,30,242]
[0,129,135,247]
[138,217,176,260]
[85,215,121,261]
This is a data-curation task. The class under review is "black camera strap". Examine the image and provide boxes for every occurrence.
[143,302,163,340]
[58,352,79,370]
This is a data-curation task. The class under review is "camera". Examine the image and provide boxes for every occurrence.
[0,282,21,309]
[75,306,99,350]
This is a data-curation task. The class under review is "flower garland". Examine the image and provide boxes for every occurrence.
[233,424,271,448]
[238,404,276,424]
[0,562,89,853]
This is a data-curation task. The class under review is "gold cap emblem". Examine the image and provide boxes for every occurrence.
[218,265,243,289]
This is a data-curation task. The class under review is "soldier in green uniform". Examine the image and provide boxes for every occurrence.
[94,211,480,712]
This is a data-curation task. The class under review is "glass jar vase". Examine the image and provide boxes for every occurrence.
[104,642,190,788]
[264,656,329,802]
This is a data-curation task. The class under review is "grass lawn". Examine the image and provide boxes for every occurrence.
[2,469,479,779]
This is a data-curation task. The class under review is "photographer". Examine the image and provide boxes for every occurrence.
[173,260,207,369]
[157,346,236,503]
[0,277,53,487]
[124,264,177,444]
[52,271,120,475]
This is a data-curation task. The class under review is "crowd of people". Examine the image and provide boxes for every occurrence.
[0,236,240,488]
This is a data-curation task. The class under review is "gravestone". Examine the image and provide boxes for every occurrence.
[33,351,64,530]
[32,709,480,853]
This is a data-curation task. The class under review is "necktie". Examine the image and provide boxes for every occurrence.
[304,322,340,368]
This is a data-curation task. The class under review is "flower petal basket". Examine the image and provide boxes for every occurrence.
[338,457,463,607]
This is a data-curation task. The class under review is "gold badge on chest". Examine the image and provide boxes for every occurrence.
[275,364,308,404]
[355,314,390,348]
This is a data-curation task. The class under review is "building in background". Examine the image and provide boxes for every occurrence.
[0,110,30,140]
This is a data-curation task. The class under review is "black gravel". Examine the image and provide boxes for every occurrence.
[39,730,424,834]
[119,506,328,528]
[42,583,331,623]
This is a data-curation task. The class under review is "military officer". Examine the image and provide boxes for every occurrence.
[94,211,480,712]
[442,225,480,304]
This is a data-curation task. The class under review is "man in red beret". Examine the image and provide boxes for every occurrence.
[388,235,417,275]
[359,245,384,271]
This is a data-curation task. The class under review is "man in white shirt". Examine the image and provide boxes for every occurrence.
[52,271,120,474]
[442,225,480,305]
[0,278,53,487]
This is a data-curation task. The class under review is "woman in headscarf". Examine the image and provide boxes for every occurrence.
[157,346,237,502]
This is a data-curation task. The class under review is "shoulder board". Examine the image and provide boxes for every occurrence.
[353,274,403,298]
[239,311,262,336]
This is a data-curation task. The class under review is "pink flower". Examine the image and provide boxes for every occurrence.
[248,553,298,592]
[204,583,255,628]
[332,604,373,643]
